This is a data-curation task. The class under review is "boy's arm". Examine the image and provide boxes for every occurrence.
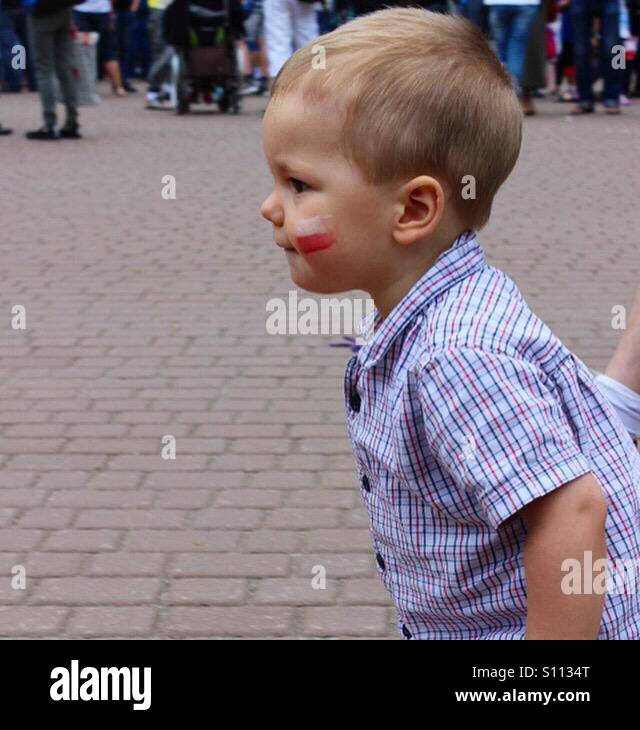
[519,472,608,640]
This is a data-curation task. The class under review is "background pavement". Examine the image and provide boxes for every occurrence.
[0,85,638,638]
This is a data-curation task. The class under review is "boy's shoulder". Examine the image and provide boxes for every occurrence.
[412,263,569,373]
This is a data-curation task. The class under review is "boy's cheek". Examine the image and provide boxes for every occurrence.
[292,215,338,255]
[295,230,336,254]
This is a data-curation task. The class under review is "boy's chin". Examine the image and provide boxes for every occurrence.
[289,267,352,295]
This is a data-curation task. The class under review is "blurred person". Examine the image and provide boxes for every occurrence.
[145,0,172,108]
[484,0,541,108]
[26,0,80,139]
[555,0,578,100]
[619,0,633,103]
[132,0,151,77]
[2,0,38,91]
[239,0,269,95]
[73,0,128,95]
[570,0,622,113]
[630,0,639,94]
[263,0,318,81]
[460,0,490,28]
[520,0,555,114]
[0,2,20,91]
[545,11,559,89]
[114,0,139,91]
[597,287,640,442]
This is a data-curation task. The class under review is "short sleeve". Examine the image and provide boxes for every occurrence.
[418,348,592,529]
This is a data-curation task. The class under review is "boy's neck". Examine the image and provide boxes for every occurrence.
[372,233,462,321]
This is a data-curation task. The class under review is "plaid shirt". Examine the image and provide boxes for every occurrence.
[344,230,640,640]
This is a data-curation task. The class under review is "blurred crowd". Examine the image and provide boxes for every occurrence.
[1,0,638,137]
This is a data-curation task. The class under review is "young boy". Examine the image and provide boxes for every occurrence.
[260,8,640,639]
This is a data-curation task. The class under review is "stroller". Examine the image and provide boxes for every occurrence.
[163,0,245,114]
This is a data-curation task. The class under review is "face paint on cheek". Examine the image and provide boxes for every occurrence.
[294,216,336,254]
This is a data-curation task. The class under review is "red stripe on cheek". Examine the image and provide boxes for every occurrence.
[296,232,336,254]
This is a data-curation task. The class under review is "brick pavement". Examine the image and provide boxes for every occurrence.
[0,85,638,638]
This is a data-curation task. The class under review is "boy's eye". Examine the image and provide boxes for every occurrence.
[289,178,310,194]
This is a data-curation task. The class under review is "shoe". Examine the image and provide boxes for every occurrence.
[123,82,137,93]
[238,82,260,96]
[0,125,12,136]
[26,126,60,140]
[557,90,578,103]
[146,97,173,110]
[520,97,536,116]
[60,124,82,139]
[569,103,594,115]
[145,91,173,110]
[604,100,621,114]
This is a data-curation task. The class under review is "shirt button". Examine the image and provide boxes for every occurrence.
[375,552,385,571]
[402,624,413,640]
[361,475,371,492]
[349,390,361,413]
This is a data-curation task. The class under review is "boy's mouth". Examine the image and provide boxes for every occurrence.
[275,240,298,252]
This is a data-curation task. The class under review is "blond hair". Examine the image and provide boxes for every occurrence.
[269,8,522,229]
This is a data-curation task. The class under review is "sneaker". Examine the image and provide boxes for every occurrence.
[123,82,138,93]
[146,91,173,110]
[26,126,60,140]
[60,124,82,139]
[238,82,260,96]
[0,125,12,136]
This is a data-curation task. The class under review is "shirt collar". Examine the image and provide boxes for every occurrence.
[356,230,484,370]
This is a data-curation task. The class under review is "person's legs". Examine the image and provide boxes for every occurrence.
[9,8,37,90]
[570,0,595,108]
[464,0,488,32]
[134,1,151,78]
[116,10,136,84]
[598,0,622,107]
[264,0,294,80]
[54,9,78,130]
[29,11,59,129]
[292,0,319,52]
[488,5,513,66]
[0,7,22,91]
[94,11,125,93]
[504,4,539,91]
[146,8,172,93]
[116,11,128,77]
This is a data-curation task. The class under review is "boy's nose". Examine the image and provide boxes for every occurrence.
[260,191,284,227]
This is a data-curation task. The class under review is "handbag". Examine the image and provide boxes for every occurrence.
[55,31,101,107]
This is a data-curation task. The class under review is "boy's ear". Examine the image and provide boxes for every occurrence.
[393,176,445,246]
